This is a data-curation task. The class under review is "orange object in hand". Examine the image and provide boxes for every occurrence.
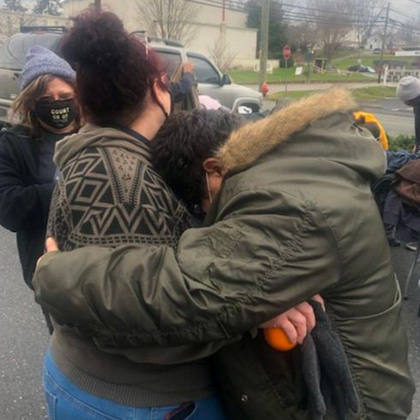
[264,328,297,351]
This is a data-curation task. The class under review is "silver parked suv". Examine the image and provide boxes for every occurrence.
[0,28,262,125]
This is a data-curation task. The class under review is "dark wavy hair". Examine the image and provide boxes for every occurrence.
[152,109,245,210]
[61,11,165,126]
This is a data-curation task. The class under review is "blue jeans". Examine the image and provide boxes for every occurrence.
[44,351,228,420]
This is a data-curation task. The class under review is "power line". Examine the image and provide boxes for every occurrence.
[185,0,417,34]
[282,10,384,25]
[185,0,386,24]
[388,19,420,36]
[215,0,384,18]
[390,8,414,20]
[187,0,384,20]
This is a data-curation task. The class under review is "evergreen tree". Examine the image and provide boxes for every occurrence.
[4,0,26,12]
[33,0,63,16]
[246,0,288,59]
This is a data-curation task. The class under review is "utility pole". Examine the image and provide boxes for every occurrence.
[220,0,227,62]
[258,0,270,93]
[94,0,101,12]
[222,0,226,24]
[377,2,390,84]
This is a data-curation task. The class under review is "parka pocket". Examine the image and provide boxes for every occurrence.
[214,335,304,420]
[340,278,402,322]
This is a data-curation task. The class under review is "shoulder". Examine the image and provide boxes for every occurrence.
[0,125,34,159]
[0,125,32,148]
[0,125,31,140]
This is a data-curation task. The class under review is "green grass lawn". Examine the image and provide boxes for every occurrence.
[227,67,373,84]
[352,86,396,100]
[267,86,396,101]
[227,51,418,85]
[332,54,414,71]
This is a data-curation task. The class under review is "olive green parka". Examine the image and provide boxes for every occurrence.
[34,89,414,419]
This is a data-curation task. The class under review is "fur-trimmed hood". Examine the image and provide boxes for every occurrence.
[218,89,357,172]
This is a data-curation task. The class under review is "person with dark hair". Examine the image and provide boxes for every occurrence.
[38,10,315,420]
[0,45,79,290]
[35,89,414,419]
[152,109,244,216]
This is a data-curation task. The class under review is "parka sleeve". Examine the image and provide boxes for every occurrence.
[33,189,341,346]
[0,139,54,232]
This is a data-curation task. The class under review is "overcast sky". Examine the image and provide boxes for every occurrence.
[390,0,419,19]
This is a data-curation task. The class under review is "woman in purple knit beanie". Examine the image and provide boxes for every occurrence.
[0,45,80,312]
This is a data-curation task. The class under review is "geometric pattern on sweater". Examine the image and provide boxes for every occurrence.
[48,144,191,251]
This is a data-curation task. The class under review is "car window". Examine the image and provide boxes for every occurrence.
[187,54,220,84]
[0,33,62,70]
[154,49,182,77]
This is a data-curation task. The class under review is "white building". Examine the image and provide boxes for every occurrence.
[344,29,382,50]
[61,0,259,69]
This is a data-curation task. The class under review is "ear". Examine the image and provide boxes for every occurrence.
[203,157,223,175]
[152,77,166,102]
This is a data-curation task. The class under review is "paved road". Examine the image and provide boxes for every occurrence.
[361,98,415,137]
[0,227,49,420]
[263,95,415,137]
[0,223,419,419]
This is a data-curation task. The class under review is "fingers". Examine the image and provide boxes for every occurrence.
[311,294,325,311]
[280,308,308,345]
[183,62,194,73]
[45,237,59,253]
[36,237,59,269]
[295,301,316,332]
[292,312,308,345]
[259,312,300,344]
[259,313,287,329]
[260,305,312,345]
[279,318,298,345]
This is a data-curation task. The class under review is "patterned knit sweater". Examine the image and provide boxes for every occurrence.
[46,123,214,406]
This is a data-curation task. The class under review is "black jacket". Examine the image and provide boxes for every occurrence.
[414,105,420,148]
[0,125,55,287]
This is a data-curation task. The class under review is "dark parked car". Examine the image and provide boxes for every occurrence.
[347,64,376,74]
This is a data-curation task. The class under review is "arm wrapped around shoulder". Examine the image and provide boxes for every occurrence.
[33,190,341,346]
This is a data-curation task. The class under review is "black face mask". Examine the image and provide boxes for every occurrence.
[34,99,77,130]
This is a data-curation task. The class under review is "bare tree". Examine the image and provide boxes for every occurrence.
[136,0,199,45]
[0,12,38,45]
[4,0,26,12]
[391,18,420,47]
[308,0,353,61]
[33,0,64,16]
[346,0,386,49]
[208,33,238,72]
[286,23,318,51]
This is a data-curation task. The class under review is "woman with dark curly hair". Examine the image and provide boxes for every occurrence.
[42,10,229,420]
